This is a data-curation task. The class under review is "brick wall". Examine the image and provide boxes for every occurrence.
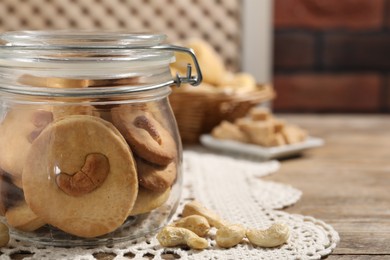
[272,0,390,113]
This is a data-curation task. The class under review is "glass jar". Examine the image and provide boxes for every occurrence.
[0,31,202,246]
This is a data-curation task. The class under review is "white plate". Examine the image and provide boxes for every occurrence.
[200,134,324,159]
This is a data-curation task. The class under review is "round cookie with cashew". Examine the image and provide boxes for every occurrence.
[111,108,177,166]
[0,108,53,187]
[22,115,138,238]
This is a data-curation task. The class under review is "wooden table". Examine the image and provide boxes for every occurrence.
[263,114,390,259]
[10,115,390,259]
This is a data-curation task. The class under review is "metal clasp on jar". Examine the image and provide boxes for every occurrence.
[150,45,203,87]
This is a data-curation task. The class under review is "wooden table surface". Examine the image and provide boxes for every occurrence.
[263,114,390,259]
[10,114,390,260]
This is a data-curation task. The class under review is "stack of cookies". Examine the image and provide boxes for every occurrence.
[0,75,178,238]
[211,107,307,147]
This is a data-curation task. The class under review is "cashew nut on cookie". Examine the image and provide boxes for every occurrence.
[56,153,109,197]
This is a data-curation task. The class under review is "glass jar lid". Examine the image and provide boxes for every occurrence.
[0,31,167,48]
[0,31,174,72]
[0,31,202,98]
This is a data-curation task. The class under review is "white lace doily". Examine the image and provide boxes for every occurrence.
[0,150,339,260]
[182,150,302,210]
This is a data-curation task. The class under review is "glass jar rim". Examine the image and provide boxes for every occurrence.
[0,30,167,49]
[0,31,202,97]
[0,31,179,98]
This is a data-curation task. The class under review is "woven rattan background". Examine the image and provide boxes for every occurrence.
[0,0,242,71]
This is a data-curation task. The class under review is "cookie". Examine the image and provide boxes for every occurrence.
[128,187,171,216]
[281,125,307,144]
[22,115,138,238]
[136,158,177,192]
[0,108,53,187]
[236,118,275,147]
[249,107,272,121]
[272,119,285,133]
[219,72,257,93]
[111,108,177,166]
[89,76,141,87]
[18,74,89,88]
[51,105,100,120]
[0,171,24,216]
[268,133,286,147]
[5,201,46,232]
[211,120,249,143]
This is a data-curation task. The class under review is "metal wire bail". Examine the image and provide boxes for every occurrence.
[151,45,203,87]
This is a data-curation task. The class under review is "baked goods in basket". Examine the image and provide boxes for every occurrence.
[171,39,258,94]
[169,39,275,143]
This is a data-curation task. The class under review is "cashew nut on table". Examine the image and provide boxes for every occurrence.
[170,215,210,237]
[182,200,246,248]
[215,224,246,248]
[246,222,290,248]
[157,226,208,250]
[157,200,290,250]
[182,200,229,228]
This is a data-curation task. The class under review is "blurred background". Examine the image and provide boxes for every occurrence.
[0,0,388,113]
[273,0,389,113]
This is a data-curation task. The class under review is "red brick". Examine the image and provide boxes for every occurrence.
[323,33,390,70]
[386,0,390,28]
[385,75,390,112]
[274,0,384,30]
[273,73,382,112]
[274,31,316,70]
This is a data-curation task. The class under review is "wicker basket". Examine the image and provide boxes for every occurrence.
[169,84,275,143]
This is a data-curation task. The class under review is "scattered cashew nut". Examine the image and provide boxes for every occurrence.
[182,200,229,228]
[170,215,210,237]
[157,226,208,250]
[215,224,246,248]
[159,201,291,250]
[0,222,9,247]
[56,153,109,196]
[246,222,290,248]
[182,201,246,248]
